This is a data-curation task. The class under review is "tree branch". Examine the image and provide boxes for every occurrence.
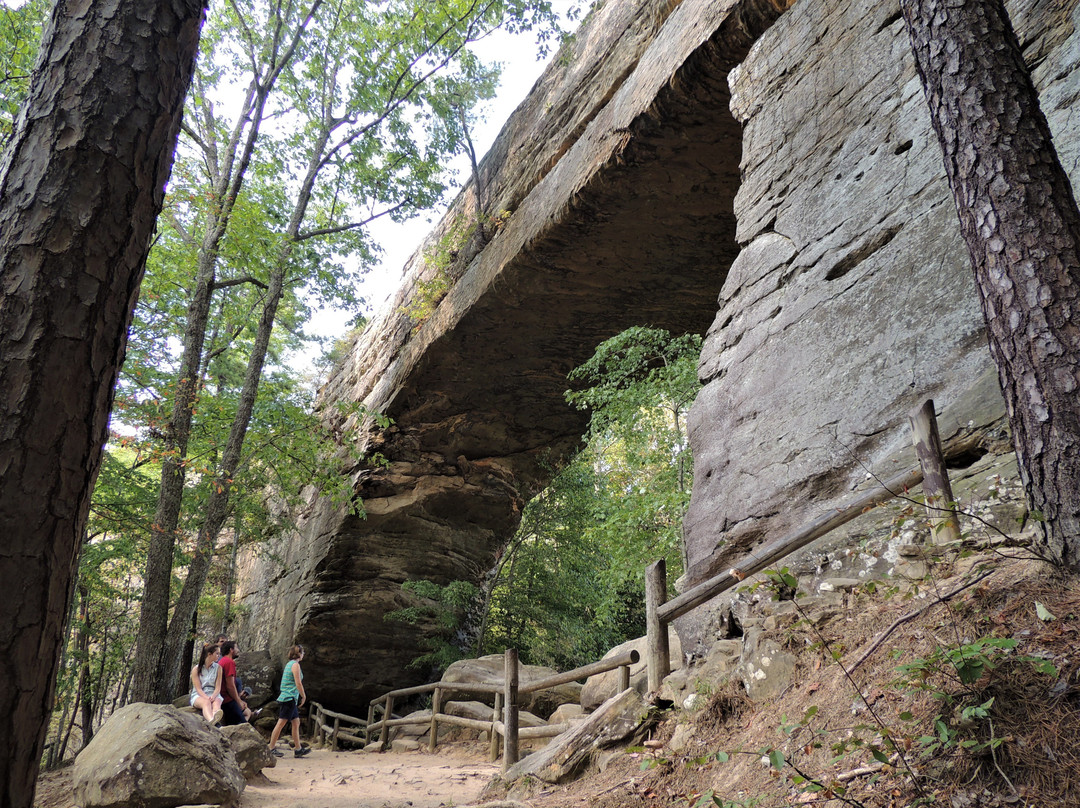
[209,276,269,291]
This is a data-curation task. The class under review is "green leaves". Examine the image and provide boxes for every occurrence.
[0,0,48,144]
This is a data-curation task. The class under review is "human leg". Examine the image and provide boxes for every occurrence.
[291,718,310,757]
[221,699,246,726]
[269,718,287,749]
[193,695,215,722]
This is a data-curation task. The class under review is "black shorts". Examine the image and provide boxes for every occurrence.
[278,698,299,721]
[222,699,246,726]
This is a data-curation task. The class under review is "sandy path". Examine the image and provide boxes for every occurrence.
[240,747,501,808]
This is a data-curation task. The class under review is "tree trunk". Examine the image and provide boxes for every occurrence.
[76,587,93,748]
[901,0,1080,567]
[0,2,204,805]
[159,122,325,686]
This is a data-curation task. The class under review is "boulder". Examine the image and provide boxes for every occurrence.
[235,649,278,706]
[442,656,581,719]
[735,628,797,702]
[250,701,280,731]
[660,638,741,709]
[581,630,681,711]
[220,723,275,779]
[395,709,433,738]
[548,703,585,725]
[73,703,245,808]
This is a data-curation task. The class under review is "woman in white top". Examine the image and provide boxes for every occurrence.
[189,642,224,723]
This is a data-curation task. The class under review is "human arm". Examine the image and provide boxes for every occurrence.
[293,662,306,706]
[211,665,223,699]
[190,665,207,699]
[224,669,240,703]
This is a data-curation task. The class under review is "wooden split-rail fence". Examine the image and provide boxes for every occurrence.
[312,399,958,772]
[308,649,638,772]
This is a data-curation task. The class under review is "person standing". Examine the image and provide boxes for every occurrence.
[268,645,309,758]
[189,643,224,724]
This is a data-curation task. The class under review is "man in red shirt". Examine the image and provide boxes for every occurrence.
[218,641,251,726]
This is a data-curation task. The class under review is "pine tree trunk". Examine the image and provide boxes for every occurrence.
[0,2,205,805]
[901,0,1080,567]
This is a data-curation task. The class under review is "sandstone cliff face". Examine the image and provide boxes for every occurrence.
[235,0,1080,712]
[683,0,1080,590]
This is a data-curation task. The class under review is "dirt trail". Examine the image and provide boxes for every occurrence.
[35,746,502,808]
[241,747,499,808]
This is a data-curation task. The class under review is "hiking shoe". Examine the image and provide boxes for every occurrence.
[271,748,284,758]
[294,747,311,758]
[210,709,224,725]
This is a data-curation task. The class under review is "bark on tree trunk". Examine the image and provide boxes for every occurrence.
[901,0,1080,567]
[0,2,205,806]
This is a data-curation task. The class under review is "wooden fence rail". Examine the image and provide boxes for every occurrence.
[363,648,639,768]
[309,701,367,751]
[644,397,955,691]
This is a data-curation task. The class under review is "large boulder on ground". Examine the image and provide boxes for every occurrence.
[660,638,741,709]
[442,656,581,719]
[444,700,546,728]
[220,723,275,779]
[73,703,245,808]
[580,630,682,711]
[735,627,797,702]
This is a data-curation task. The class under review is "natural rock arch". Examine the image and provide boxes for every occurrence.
[235,0,1080,711]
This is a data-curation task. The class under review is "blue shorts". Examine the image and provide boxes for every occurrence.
[278,698,299,721]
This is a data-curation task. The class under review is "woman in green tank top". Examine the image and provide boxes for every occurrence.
[268,645,309,758]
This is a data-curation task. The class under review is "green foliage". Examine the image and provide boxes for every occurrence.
[893,635,1058,758]
[385,327,701,673]
[0,0,47,144]
[479,327,701,668]
[401,215,478,325]
[385,580,480,670]
[689,790,760,808]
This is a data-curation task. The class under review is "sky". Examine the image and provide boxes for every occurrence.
[297,21,564,365]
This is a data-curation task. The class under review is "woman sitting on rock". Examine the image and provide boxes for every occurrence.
[189,642,224,724]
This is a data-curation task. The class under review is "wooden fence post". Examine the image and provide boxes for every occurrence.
[489,690,503,762]
[908,399,960,544]
[619,662,631,693]
[379,694,394,750]
[428,686,442,753]
[503,649,519,771]
[332,716,340,751]
[366,703,375,745]
[646,559,670,693]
